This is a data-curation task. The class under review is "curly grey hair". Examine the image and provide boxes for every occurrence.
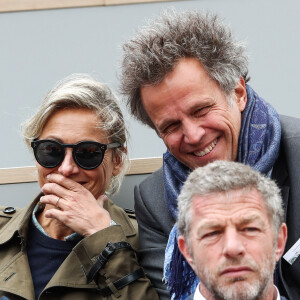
[22,74,129,195]
[177,161,284,245]
[120,9,249,129]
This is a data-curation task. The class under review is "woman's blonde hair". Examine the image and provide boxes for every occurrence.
[22,73,129,195]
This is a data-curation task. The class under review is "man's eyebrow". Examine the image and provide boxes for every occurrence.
[187,99,213,114]
[237,214,265,226]
[158,98,215,130]
[196,221,223,234]
[158,118,178,131]
[196,215,265,233]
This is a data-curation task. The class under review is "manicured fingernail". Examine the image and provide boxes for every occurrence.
[46,174,51,180]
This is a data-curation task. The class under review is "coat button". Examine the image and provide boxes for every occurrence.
[3,207,16,214]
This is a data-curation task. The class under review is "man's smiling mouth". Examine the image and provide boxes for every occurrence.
[194,139,218,157]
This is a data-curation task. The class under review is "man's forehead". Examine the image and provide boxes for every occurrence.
[191,188,267,215]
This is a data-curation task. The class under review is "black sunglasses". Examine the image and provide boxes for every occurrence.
[31,139,121,170]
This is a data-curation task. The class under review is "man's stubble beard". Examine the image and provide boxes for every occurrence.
[196,252,276,300]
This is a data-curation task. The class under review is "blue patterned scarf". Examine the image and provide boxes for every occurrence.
[163,84,281,299]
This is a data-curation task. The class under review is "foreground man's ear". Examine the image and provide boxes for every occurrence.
[178,235,195,271]
[275,223,288,262]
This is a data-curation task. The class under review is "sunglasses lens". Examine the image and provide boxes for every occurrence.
[75,143,103,169]
[35,141,64,168]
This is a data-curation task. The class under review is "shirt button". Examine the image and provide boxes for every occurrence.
[3,207,16,214]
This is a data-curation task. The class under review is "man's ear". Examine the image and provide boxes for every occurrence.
[275,223,288,262]
[178,235,195,270]
[234,76,247,112]
[112,147,127,176]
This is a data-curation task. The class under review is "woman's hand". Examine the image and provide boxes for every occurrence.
[40,173,111,236]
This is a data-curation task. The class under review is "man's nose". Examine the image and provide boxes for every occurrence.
[182,120,205,144]
[57,148,80,176]
[222,229,246,258]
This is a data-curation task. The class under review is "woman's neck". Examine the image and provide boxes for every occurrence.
[36,204,74,240]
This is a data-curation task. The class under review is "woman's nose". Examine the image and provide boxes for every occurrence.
[57,148,80,176]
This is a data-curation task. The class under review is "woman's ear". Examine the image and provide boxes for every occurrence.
[112,146,127,176]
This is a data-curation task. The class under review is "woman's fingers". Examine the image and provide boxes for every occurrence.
[40,175,111,236]
[44,202,111,236]
[41,182,70,199]
[42,174,87,202]
[40,195,64,209]
[46,173,81,192]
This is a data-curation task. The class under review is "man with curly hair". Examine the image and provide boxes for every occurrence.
[120,10,300,300]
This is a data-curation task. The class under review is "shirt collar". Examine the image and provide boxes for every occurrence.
[194,283,205,300]
[274,285,281,300]
[31,203,83,243]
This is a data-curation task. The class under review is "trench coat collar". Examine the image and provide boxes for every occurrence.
[0,193,136,245]
[0,194,41,245]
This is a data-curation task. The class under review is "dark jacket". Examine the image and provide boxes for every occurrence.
[0,194,159,300]
[134,115,300,300]
[272,115,300,300]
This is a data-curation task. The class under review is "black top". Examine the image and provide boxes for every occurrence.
[26,220,77,299]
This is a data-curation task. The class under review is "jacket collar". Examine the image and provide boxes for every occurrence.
[0,194,136,246]
[104,198,136,237]
[0,194,41,246]
[271,146,289,222]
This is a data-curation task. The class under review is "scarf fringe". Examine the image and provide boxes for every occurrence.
[168,235,197,298]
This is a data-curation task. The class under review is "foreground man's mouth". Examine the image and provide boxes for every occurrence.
[221,266,252,278]
[194,139,218,157]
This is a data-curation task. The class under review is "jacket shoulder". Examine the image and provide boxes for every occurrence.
[123,208,136,219]
[140,167,163,185]
[138,167,164,196]
[106,200,138,233]
[278,115,300,165]
[0,206,21,229]
[279,115,300,138]
[123,208,138,236]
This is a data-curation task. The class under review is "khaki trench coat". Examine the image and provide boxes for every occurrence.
[0,195,159,300]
